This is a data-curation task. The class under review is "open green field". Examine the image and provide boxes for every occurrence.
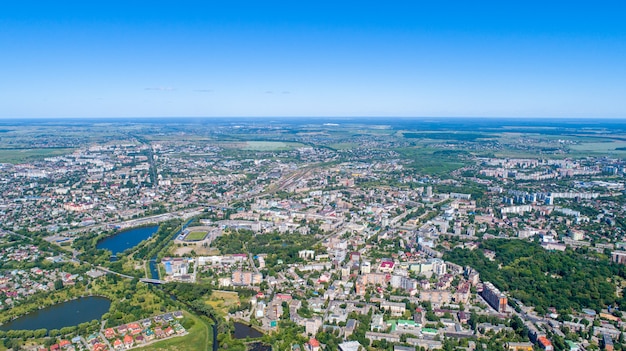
[186,231,208,241]
[493,150,569,159]
[206,290,240,316]
[137,311,211,351]
[395,147,468,175]
[569,140,626,154]
[0,148,74,163]
[401,131,494,142]
[214,141,305,151]
[242,141,303,151]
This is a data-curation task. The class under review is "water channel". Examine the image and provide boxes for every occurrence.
[149,220,192,279]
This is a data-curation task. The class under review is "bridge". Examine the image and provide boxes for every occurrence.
[96,267,166,284]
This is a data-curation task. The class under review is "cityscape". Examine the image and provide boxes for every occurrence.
[2,118,626,351]
[2,1,626,351]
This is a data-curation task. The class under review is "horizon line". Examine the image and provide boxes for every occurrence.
[1,116,626,120]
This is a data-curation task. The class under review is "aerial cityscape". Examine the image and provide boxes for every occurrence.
[2,1,626,351]
[2,117,626,351]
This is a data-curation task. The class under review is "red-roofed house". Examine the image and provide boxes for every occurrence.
[59,340,71,349]
[112,339,123,351]
[379,260,395,273]
[538,336,553,351]
[308,338,320,351]
[276,293,292,301]
[104,328,116,339]
[128,322,142,335]
[123,335,134,349]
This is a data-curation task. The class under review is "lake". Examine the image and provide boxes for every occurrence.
[0,296,111,331]
[97,225,159,254]
[233,321,263,339]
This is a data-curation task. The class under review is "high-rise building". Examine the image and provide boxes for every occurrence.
[482,281,507,313]
[612,251,626,264]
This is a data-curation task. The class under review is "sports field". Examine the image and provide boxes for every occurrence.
[185,231,208,241]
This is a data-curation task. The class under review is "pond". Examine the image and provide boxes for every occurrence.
[0,296,111,331]
[97,225,159,254]
[233,321,263,339]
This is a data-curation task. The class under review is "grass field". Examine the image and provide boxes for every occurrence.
[0,148,75,163]
[243,141,302,151]
[206,290,240,316]
[171,244,219,257]
[185,231,208,241]
[569,141,626,154]
[215,141,305,151]
[137,311,211,351]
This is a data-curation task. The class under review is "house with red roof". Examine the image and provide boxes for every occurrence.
[378,260,395,273]
[128,322,142,335]
[538,336,553,351]
[123,334,134,349]
[59,340,71,349]
[307,338,320,351]
[276,293,292,301]
[112,339,123,351]
[104,328,116,339]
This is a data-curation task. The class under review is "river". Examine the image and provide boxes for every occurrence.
[149,220,192,279]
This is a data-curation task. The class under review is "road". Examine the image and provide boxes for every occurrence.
[248,253,259,274]
[96,266,166,284]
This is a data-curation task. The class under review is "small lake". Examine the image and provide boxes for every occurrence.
[233,322,263,339]
[97,225,159,254]
[0,296,111,331]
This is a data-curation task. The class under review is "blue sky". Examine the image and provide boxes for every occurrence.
[1,1,625,118]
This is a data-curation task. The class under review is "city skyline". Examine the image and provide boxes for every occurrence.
[1,1,625,118]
